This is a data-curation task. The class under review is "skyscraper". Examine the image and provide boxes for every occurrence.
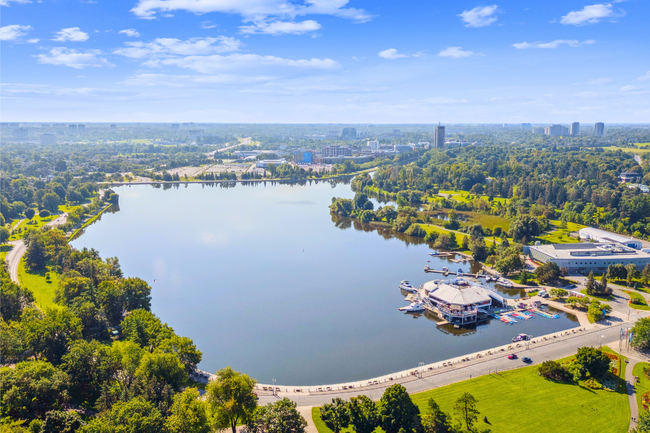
[434,125,445,148]
[594,122,605,136]
[570,122,580,136]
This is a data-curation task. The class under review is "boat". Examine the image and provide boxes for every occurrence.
[442,267,448,272]
[399,280,417,293]
[485,276,493,282]
[496,279,514,288]
[512,333,533,342]
[454,278,468,286]
[457,268,463,275]
[428,251,439,256]
[399,302,425,313]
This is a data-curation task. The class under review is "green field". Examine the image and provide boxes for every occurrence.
[313,352,629,433]
[9,214,56,241]
[462,212,510,231]
[537,230,581,244]
[437,190,509,205]
[17,260,59,310]
[603,145,650,155]
[625,291,650,310]
[633,362,650,412]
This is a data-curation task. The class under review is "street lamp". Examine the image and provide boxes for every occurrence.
[418,362,424,379]
[272,379,276,396]
[600,335,604,349]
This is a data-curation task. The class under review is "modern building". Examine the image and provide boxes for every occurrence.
[256,159,287,169]
[341,128,357,139]
[434,125,445,148]
[445,141,472,148]
[77,124,85,131]
[394,144,412,153]
[423,280,504,325]
[528,243,650,274]
[69,124,78,131]
[545,124,568,136]
[328,130,340,138]
[532,127,545,134]
[594,122,605,136]
[293,150,313,164]
[620,172,643,183]
[570,122,580,136]
[187,129,205,139]
[40,133,56,145]
[367,140,380,152]
[578,227,643,249]
[321,145,352,157]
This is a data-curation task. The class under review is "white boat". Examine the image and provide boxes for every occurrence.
[399,302,425,313]
[399,281,417,292]
[512,333,532,342]
[428,251,439,256]
[497,279,514,288]
[454,278,468,286]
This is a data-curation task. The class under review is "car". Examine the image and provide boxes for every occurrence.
[522,357,532,363]
[568,284,578,289]
[507,354,518,360]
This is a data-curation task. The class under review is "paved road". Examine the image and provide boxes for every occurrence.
[4,212,68,284]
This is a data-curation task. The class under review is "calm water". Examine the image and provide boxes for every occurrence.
[71,181,578,385]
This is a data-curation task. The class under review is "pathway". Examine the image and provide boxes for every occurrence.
[627,356,639,431]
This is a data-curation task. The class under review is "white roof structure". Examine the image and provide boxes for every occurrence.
[425,282,492,306]
[578,227,640,247]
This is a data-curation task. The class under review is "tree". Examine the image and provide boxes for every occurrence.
[346,395,379,433]
[585,271,598,295]
[22,307,83,365]
[0,226,10,243]
[206,366,257,433]
[247,398,307,433]
[534,262,561,285]
[494,248,523,276]
[453,393,480,432]
[80,397,165,433]
[607,264,627,281]
[434,234,451,250]
[405,224,426,238]
[632,407,650,433]
[41,410,85,433]
[574,347,611,379]
[165,388,210,433]
[61,340,115,405]
[627,264,639,287]
[448,233,458,249]
[121,277,152,311]
[320,398,350,433]
[631,318,650,351]
[24,236,47,271]
[55,160,67,171]
[469,237,489,261]
[41,192,61,213]
[537,360,572,382]
[0,360,70,420]
[156,335,202,373]
[378,384,420,433]
[461,236,469,250]
[120,309,172,348]
[421,398,454,433]
[508,215,542,243]
[1,280,34,322]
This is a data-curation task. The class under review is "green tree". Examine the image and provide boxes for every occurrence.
[247,398,307,433]
[469,237,489,261]
[347,395,379,433]
[632,407,650,433]
[120,309,172,348]
[0,280,34,322]
[631,318,650,351]
[320,398,350,433]
[379,384,420,433]
[574,347,611,379]
[61,340,115,405]
[24,208,35,220]
[421,398,454,433]
[165,388,210,433]
[41,410,85,433]
[22,307,83,365]
[80,397,165,433]
[0,360,70,420]
[206,366,258,433]
[24,236,47,271]
[121,277,152,311]
[494,248,523,276]
[156,335,203,373]
[627,264,640,287]
[41,192,61,213]
[0,226,10,243]
[453,393,480,432]
[534,262,561,285]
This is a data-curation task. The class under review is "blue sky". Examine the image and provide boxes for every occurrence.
[1,0,649,123]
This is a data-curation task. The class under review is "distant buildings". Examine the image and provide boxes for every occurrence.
[293,150,313,164]
[620,172,643,183]
[570,122,580,136]
[544,124,568,136]
[394,144,412,153]
[321,145,352,157]
[187,129,205,139]
[367,140,380,152]
[532,127,545,134]
[256,159,287,169]
[78,124,85,131]
[171,124,180,129]
[578,227,643,249]
[110,124,117,130]
[40,133,56,145]
[434,125,445,148]
[529,242,650,273]
[328,130,339,139]
[13,128,28,138]
[521,123,531,129]
[594,122,605,136]
[69,124,77,131]
[341,127,357,139]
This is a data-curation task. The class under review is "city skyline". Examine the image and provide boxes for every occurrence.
[1,0,649,123]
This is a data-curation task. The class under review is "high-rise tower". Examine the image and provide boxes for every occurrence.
[594,122,605,136]
[570,122,580,136]
[434,124,445,148]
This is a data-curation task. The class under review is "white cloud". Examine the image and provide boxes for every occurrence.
[0,24,32,41]
[560,3,624,26]
[131,0,373,26]
[620,85,642,92]
[512,39,596,49]
[120,73,273,86]
[587,77,613,85]
[0,0,31,6]
[458,5,498,28]
[378,48,408,60]
[153,53,340,74]
[34,47,114,69]
[638,71,650,82]
[53,27,89,42]
[438,46,474,58]
[240,19,321,35]
[114,36,242,58]
[119,29,140,37]
[201,21,217,29]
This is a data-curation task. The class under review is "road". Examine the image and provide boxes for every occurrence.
[4,212,68,284]
[206,137,253,158]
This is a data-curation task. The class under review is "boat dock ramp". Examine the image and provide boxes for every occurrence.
[424,266,485,279]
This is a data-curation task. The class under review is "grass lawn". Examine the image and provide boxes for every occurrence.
[633,362,650,412]
[17,259,60,310]
[579,289,613,302]
[537,229,581,244]
[420,224,499,248]
[549,220,587,232]
[624,291,650,310]
[9,214,56,241]
[463,212,510,232]
[437,190,509,205]
[0,244,13,262]
[604,145,650,155]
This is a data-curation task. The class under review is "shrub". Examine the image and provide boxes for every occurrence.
[39,209,51,218]
[537,360,573,382]
[584,378,602,390]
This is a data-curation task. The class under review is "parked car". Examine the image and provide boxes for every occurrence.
[522,357,532,363]
[508,354,518,360]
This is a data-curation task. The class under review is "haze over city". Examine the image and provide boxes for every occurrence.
[2,0,649,123]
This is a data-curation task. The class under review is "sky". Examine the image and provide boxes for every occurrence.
[1,0,649,123]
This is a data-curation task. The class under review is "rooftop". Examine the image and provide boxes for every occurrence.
[425,281,492,306]
[530,242,650,260]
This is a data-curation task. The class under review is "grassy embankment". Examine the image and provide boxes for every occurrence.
[68,203,112,240]
[17,260,60,310]
[313,349,629,433]
[625,291,650,310]
[633,362,650,412]
[536,220,585,245]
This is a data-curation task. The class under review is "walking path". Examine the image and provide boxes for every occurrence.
[627,356,640,431]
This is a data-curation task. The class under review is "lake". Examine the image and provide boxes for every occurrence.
[71,181,578,385]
